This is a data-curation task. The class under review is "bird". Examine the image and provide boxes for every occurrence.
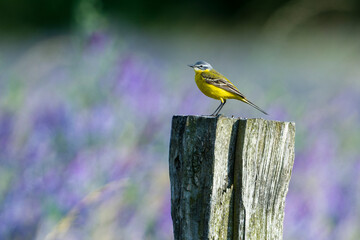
[188,61,268,116]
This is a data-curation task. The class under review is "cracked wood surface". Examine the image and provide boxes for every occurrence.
[169,115,295,240]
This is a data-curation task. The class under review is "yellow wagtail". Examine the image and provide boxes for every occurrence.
[188,61,268,116]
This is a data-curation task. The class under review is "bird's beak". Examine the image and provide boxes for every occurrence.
[188,64,194,68]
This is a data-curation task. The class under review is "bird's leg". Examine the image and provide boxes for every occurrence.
[215,99,226,115]
[211,100,227,116]
[211,102,223,116]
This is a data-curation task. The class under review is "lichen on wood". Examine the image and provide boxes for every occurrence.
[233,119,295,240]
[169,115,295,240]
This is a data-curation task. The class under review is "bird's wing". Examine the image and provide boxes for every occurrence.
[201,70,246,98]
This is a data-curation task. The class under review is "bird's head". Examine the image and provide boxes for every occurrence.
[188,61,213,72]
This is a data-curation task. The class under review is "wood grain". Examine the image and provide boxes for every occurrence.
[169,115,295,240]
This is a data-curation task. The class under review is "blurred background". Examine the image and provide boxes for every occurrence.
[0,0,360,239]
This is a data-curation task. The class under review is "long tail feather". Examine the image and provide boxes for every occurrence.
[242,98,268,115]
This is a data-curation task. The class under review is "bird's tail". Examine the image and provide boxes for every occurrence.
[241,98,268,115]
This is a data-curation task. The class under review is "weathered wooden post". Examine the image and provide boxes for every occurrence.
[169,115,295,240]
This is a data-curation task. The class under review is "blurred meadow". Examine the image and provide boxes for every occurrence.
[1,0,360,239]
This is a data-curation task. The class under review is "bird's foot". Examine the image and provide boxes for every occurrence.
[209,113,223,117]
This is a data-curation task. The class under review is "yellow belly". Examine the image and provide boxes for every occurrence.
[195,73,238,101]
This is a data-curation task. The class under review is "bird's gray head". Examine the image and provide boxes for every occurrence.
[188,61,213,71]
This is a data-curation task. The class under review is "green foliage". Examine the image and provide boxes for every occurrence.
[2,0,360,30]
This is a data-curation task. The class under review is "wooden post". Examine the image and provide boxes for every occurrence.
[169,115,295,240]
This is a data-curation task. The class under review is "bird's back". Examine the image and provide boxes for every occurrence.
[195,69,241,100]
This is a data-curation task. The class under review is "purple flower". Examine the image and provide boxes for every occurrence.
[86,31,110,52]
[0,111,13,156]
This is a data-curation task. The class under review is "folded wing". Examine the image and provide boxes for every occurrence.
[201,71,246,98]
